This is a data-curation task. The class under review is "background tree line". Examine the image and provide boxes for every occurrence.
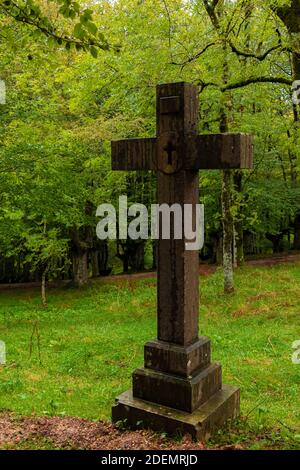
[1,0,300,297]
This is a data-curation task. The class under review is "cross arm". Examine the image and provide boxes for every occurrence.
[185,133,253,170]
[112,138,157,171]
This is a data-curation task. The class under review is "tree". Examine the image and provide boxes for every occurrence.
[0,0,110,54]
[2,0,300,292]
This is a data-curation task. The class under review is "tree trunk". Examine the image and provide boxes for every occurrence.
[41,269,47,307]
[293,213,300,249]
[222,170,234,293]
[235,224,244,265]
[129,242,145,272]
[70,226,90,287]
[233,225,238,269]
[216,234,223,265]
[220,76,234,292]
[203,0,235,294]
[233,171,245,265]
[116,240,130,274]
[266,233,284,253]
[72,250,88,287]
[99,241,110,275]
[152,240,157,270]
[91,250,100,278]
[90,240,110,277]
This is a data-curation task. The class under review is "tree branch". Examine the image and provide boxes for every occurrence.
[196,76,293,93]
[162,0,172,49]
[228,41,290,61]
[177,39,290,68]
[222,76,293,92]
[170,41,219,66]
[270,0,300,33]
[203,0,220,29]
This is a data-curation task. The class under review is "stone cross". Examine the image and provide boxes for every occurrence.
[111,82,253,440]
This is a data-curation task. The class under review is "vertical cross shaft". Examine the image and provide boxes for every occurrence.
[156,83,199,346]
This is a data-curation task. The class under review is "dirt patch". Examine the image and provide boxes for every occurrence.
[232,305,270,318]
[247,253,300,267]
[0,413,295,450]
[247,291,277,302]
[103,264,216,284]
[0,413,208,450]
[2,253,300,292]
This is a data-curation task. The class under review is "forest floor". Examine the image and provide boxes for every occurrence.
[0,412,297,450]
[1,251,300,290]
[0,261,300,449]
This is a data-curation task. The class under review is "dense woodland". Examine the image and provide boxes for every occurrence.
[0,0,300,294]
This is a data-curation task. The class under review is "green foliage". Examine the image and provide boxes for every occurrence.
[0,265,299,448]
[1,1,300,281]
[0,0,110,54]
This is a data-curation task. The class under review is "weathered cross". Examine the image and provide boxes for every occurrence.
[112,82,253,440]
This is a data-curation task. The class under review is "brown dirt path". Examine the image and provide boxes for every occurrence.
[0,413,209,450]
[246,252,300,267]
[1,253,300,291]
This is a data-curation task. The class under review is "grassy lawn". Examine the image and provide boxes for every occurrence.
[0,264,300,449]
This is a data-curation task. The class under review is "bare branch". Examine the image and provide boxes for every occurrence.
[170,41,219,67]
[203,0,220,29]
[222,76,293,92]
[161,0,172,49]
[270,0,300,34]
[228,41,291,61]
[196,76,292,93]
[174,38,290,69]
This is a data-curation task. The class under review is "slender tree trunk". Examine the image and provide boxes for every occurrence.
[99,241,110,275]
[123,256,129,273]
[41,268,47,307]
[233,171,245,265]
[235,223,244,265]
[202,0,247,291]
[91,250,100,278]
[70,227,89,287]
[152,240,157,270]
[216,235,223,265]
[233,225,238,269]
[72,250,88,287]
[222,170,234,293]
[220,75,234,293]
[129,242,145,272]
[294,214,300,249]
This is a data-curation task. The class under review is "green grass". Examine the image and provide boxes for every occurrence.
[0,264,300,449]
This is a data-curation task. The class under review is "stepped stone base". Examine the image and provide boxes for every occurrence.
[144,337,211,377]
[112,385,240,441]
[133,362,222,412]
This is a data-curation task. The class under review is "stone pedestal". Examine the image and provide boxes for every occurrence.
[112,337,240,439]
[112,386,239,441]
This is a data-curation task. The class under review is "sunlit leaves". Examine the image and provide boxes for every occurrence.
[0,0,109,55]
